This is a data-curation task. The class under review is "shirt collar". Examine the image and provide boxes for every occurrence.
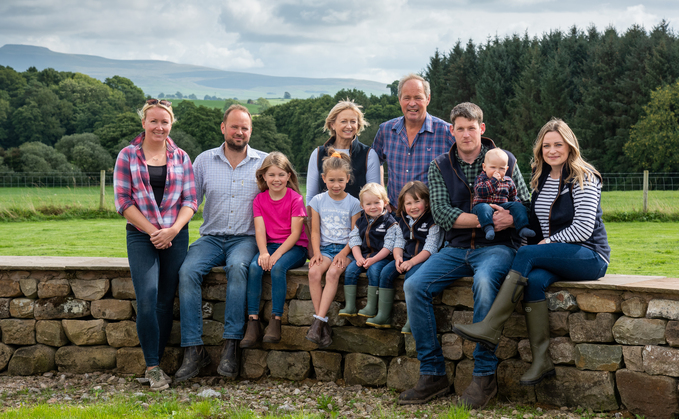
[455,144,489,165]
[214,144,262,165]
[394,113,434,135]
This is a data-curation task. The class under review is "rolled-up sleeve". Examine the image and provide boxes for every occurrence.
[180,152,198,212]
[428,162,463,230]
[382,224,400,251]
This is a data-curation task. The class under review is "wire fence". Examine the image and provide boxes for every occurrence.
[0,172,678,191]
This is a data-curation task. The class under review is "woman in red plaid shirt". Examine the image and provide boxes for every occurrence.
[113,99,197,391]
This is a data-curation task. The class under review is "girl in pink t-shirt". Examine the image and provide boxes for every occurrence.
[241,152,308,347]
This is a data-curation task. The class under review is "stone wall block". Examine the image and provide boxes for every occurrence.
[62,319,107,345]
[518,339,530,362]
[405,334,417,358]
[105,321,139,347]
[549,337,576,365]
[497,359,536,404]
[568,312,616,343]
[547,290,578,311]
[391,302,407,330]
[201,301,213,319]
[0,279,22,298]
[68,279,110,301]
[576,292,622,313]
[202,283,226,302]
[616,369,679,419]
[0,319,35,345]
[169,320,181,346]
[503,313,528,338]
[612,316,666,345]
[116,347,145,375]
[433,305,454,333]
[19,278,38,298]
[574,343,622,371]
[311,351,342,382]
[387,356,420,391]
[34,297,91,319]
[441,287,474,308]
[496,336,519,360]
[296,284,311,300]
[159,346,183,375]
[198,346,224,376]
[91,299,133,320]
[9,298,35,318]
[452,310,473,326]
[646,299,679,321]
[344,353,387,386]
[0,298,9,318]
[267,350,311,381]
[202,320,226,346]
[643,345,679,377]
[462,339,476,359]
[288,300,314,326]
[0,343,14,370]
[212,302,225,322]
[621,297,647,318]
[549,312,570,336]
[535,367,618,411]
[326,327,403,357]
[55,346,118,373]
[111,278,135,299]
[7,344,56,376]
[453,359,474,395]
[666,321,679,347]
[36,320,69,347]
[622,346,644,372]
[262,301,289,325]
[262,325,319,351]
[441,333,464,361]
[37,279,71,298]
[241,349,268,380]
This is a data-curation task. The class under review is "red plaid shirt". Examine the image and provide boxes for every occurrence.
[473,172,519,206]
[114,132,197,231]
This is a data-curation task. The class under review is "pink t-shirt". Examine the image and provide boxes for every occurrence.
[253,188,309,248]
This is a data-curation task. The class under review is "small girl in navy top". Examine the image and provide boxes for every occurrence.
[367,181,440,332]
[340,183,400,319]
[240,152,308,348]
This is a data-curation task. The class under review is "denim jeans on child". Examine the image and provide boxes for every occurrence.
[473,201,530,230]
[246,243,307,316]
[127,228,189,366]
[378,259,425,288]
[343,258,392,286]
[512,243,608,302]
[404,244,516,377]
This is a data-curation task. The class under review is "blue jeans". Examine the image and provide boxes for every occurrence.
[127,228,189,366]
[378,259,424,288]
[473,201,530,230]
[178,235,257,345]
[343,257,391,286]
[247,244,307,316]
[512,243,608,302]
[404,245,516,376]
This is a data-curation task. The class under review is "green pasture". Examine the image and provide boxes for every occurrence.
[167,98,292,115]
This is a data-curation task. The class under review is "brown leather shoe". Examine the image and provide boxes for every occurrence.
[262,318,281,343]
[456,374,497,410]
[305,318,323,345]
[240,318,261,348]
[318,321,332,348]
[398,374,450,405]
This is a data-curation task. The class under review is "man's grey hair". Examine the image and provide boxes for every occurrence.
[397,73,431,99]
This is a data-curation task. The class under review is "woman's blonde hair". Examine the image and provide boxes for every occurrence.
[323,99,369,138]
[531,118,601,191]
[359,183,390,206]
[255,152,301,195]
[321,147,352,181]
[396,181,430,218]
[138,99,175,123]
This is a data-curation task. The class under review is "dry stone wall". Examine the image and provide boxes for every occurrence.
[0,259,678,418]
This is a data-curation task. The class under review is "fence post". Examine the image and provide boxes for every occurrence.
[643,170,649,213]
[99,170,106,210]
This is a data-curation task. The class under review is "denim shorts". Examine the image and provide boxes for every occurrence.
[320,243,349,260]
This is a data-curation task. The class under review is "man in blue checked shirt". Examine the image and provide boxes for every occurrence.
[371,73,454,208]
[175,104,267,382]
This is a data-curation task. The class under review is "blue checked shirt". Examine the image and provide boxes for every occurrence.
[372,113,454,204]
[193,144,268,236]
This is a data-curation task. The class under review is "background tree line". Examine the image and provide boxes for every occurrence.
[423,21,679,172]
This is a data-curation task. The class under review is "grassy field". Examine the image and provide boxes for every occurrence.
[166,98,292,115]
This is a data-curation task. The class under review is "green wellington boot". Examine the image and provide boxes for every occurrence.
[358,286,379,317]
[401,319,411,334]
[452,270,527,350]
[520,300,556,386]
[366,288,395,328]
[339,285,358,316]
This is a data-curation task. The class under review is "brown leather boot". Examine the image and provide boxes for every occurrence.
[239,318,261,348]
[318,321,332,348]
[305,318,323,344]
[457,374,497,410]
[398,374,450,405]
[262,317,282,344]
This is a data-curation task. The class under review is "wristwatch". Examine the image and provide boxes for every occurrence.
[545,238,551,244]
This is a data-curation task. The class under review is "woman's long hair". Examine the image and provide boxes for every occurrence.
[531,118,601,191]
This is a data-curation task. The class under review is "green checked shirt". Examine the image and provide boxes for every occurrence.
[428,144,531,231]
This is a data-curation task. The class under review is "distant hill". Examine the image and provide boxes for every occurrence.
[0,44,390,99]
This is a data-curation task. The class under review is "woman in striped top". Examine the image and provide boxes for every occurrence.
[453,118,610,387]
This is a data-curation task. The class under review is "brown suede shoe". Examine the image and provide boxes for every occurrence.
[456,374,497,410]
[318,321,332,348]
[240,318,261,348]
[262,318,281,343]
[305,318,323,345]
[398,374,450,405]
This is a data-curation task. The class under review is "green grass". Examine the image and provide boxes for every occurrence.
[601,190,679,214]
[167,98,292,115]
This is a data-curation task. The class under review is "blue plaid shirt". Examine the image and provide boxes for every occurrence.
[193,144,267,236]
[372,113,454,204]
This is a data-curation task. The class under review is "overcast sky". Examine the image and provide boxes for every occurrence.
[2,1,679,83]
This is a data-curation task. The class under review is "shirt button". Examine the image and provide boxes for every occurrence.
[406,170,409,173]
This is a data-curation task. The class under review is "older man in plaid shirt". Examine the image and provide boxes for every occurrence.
[175,104,267,382]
